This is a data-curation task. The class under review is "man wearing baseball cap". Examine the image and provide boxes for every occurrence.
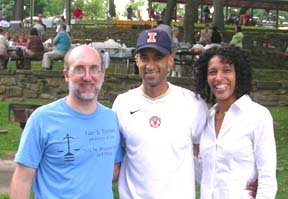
[112,28,209,199]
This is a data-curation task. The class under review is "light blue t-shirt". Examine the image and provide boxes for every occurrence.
[15,98,123,199]
[53,31,71,53]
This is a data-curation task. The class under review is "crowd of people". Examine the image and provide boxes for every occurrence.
[0,15,72,70]
[8,22,278,199]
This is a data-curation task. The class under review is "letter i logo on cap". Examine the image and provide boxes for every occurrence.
[147,32,157,43]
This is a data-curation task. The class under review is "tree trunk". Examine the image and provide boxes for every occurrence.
[65,0,71,26]
[183,0,198,43]
[109,0,116,17]
[163,0,176,25]
[13,0,24,20]
[213,0,225,31]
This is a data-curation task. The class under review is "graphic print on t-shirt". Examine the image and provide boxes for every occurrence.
[57,133,80,162]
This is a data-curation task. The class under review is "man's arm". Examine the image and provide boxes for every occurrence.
[112,163,121,182]
[10,163,36,199]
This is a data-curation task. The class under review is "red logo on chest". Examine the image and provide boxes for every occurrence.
[149,116,161,128]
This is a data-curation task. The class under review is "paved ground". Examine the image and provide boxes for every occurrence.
[0,160,15,194]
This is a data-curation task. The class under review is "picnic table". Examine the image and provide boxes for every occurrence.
[7,46,26,69]
[175,48,198,77]
[90,42,135,74]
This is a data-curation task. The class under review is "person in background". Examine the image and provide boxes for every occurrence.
[33,16,46,42]
[73,6,83,19]
[24,28,44,57]
[211,26,222,44]
[148,7,155,21]
[172,27,179,47]
[112,28,209,199]
[42,23,71,70]
[203,6,211,23]
[4,31,11,45]
[0,28,9,69]
[199,23,212,46]
[171,27,181,77]
[195,44,277,199]
[9,45,123,199]
[56,16,71,35]
[100,49,110,69]
[22,28,45,69]
[127,5,133,20]
[230,25,244,48]
[155,23,175,77]
[244,10,251,26]
[16,31,28,46]
[284,46,288,57]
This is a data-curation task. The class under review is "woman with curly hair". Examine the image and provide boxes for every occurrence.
[195,44,277,199]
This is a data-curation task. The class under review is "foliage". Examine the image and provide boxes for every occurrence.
[130,0,145,11]
[83,0,107,19]
[40,0,64,17]
[71,0,108,19]
[0,0,14,19]
[121,0,146,19]
[3,0,109,20]
[152,2,166,17]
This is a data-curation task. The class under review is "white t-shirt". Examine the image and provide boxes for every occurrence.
[199,95,277,199]
[113,83,208,199]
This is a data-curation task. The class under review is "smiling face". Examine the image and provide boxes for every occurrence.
[64,46,105,102]
[207,55,237,105]
[135,48,173,94]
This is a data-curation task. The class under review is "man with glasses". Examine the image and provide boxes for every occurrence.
[10,45,123,199]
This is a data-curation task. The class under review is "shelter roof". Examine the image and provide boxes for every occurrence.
[150,0,288,11]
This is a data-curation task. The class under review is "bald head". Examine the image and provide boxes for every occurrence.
[64,45,103,71]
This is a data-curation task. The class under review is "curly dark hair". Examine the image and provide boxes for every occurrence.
[195,44,252,103]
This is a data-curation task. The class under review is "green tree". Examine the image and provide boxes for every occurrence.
[83,0,106,19]
[0,0,14,19]
[152,3,166,18]
[41,0,64,16]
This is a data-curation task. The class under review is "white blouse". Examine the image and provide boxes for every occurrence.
[199,95,277,199]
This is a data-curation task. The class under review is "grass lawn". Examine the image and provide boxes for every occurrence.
[0,101,287,198]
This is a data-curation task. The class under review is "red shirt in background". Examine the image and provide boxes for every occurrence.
[73,8,83,19]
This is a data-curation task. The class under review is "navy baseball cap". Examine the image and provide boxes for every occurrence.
[135,29,172,55]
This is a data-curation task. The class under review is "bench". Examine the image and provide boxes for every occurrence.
[0,130,8,134]
[8,103,41,129]
[8,55,43,70]
[9,55,63,70]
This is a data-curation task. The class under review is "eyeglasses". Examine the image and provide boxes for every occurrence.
[69,65,103,77]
